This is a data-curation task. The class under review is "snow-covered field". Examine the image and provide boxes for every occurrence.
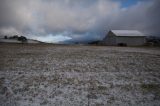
[0,44,160,106]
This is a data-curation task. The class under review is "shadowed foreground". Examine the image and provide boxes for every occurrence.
[0,44,160,106]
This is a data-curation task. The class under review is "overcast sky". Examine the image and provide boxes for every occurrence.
[0,0,159,43]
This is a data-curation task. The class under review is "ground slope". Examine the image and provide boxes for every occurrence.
[0,44,160,106]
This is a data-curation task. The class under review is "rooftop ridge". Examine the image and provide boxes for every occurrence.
[110,30,145,37]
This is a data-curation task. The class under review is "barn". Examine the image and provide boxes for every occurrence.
[103,30,146,46]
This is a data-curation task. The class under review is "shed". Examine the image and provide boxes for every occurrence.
[103,30,146,46]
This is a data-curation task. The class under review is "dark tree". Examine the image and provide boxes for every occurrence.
[12,35,19,39]
[18,36,27,43]
[4,36,8,39]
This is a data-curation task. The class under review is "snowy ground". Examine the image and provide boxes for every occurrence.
[0,44,160,106]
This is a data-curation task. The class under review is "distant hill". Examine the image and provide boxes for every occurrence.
[0,35,43,44]
[146,36,160,46]
[0,38,43,44]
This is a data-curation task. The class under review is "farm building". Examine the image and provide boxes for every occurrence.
[103,30,146,46]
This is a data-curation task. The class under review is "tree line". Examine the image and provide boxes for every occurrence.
[4,35,27,43]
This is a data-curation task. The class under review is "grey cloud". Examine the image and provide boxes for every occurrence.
[0,0,159,42]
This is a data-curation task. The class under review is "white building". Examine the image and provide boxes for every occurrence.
[103,30,146,46]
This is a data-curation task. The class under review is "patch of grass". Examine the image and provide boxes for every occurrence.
[87,93,98,99]
[120,84,133,91]
[107,96,115,104]
[95,103,104,106]
[98,86,108,91]
[141,84,160,90]
[141,84,160,95]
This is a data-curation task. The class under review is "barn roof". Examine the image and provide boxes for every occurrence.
[111,30,145,37]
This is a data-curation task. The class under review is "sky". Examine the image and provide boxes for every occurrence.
[120,0,145,7]
[0,0,159,43]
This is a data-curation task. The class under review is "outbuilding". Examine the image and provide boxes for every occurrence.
[103,30,146,46]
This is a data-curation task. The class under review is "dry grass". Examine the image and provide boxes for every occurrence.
[0,44,160,106]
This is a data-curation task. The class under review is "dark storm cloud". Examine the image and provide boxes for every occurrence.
[0,0,159,42]
[146,0,160,35]
[107,0,160,36]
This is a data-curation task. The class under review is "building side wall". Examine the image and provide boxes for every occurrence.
[103,31,116,45]
[116,36,146,46]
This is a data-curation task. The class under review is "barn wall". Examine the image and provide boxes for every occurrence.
[103,31,116,45]
[116,36,146,46]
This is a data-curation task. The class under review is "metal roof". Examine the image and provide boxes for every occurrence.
[111,30,145,37]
